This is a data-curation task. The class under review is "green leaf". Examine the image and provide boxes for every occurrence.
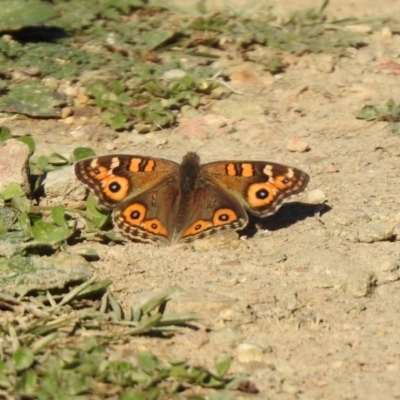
[35,155,50,171]
[0,126,12,143]
[355,105,379,121]
[86,194,110,229]
[101,110,130,130]
[47,153,69,166]
[13,348,35,371]
[120,391,147,400]
[137,352,160,373]
[18,369,38,394]
[52,205,68,229]
[1,183,25,200]
[0,0,59,31]
[18,136,35,154]
[214,355,231,377]
[388,121,400,134]
[73,147,96,161]
[75,248,99,261]
[11,194,30,213]
[30,219,72,244]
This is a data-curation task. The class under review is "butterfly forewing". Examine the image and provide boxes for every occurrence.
[202,160,309,217]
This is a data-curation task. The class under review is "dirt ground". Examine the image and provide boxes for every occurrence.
[5,1,400,399]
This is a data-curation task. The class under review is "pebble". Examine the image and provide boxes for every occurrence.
[42,77,60,89]
[313,54,335,73]
[358,222,394,243]
[326,164,339,173]
[345,271,377,298]
[105,142,116,151]
[379,257,399,272]
[235,343,268,364]
[356,52,376,64]
[381,27,393,39]
[287,138,310,152]
[76,92,90,105]
[307,189,326,205]
[63,116,75,125]
[267,251,287,264]
[219,308,235,321]
[344,24,372,34]
[61,107,73,119]
[61,84,78,98]
[162,69,187,79]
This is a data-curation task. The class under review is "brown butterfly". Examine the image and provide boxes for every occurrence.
[74,152,309,244]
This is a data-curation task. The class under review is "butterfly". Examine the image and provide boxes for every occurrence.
[74,152,309,244]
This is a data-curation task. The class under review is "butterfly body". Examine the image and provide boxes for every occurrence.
[74,152,309,244]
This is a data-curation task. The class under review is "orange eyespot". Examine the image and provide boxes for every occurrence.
[122,203,146,225]
[142,219,167,236]
[247,183,274,207]
[89,165,109,180]
[274,174,292,189]
[102,176,129,201]
[183,220,213,237]
[213,209,237,226]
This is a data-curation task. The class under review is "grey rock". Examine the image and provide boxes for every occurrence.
[43,165,87,203]
[358,222,394,243]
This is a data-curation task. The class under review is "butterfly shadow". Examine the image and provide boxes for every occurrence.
[240,202,331,238]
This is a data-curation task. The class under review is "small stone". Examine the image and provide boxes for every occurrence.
[235,343,267,364]
[282,382,300,395]
[219,308,235,321]
[286,296,299,311]
[162,69,187,79]
[210,86,231,99]
[377,271,400,284]
[76,92,90,105]
[307,189,326,204]
[287,138,310,152]
[62,84,78,98]
[105,142,116,151]
[380,257,398,272]
[356,52,376,64]
[267,251,287,264]
[381,27,393,39]
[42,77,59,89]
[346,271,377,298]
[63,116,75,125]
[179,105,200,119]
[358,222,394,243]
[344,25,373,34]
[61,107,73,119]
[326,164,339,173]
[313,54,335,73]
[0,139,31,195]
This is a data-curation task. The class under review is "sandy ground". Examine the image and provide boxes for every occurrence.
[5,1,400,398]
